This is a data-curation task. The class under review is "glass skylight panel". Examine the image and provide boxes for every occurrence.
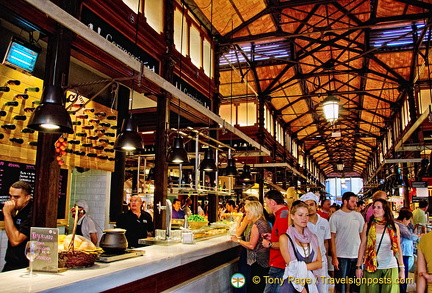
[370,23,429,50]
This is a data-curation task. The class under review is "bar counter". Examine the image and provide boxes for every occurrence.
[0,235,240,292]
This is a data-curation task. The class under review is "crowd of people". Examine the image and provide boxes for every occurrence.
[2,180,431,293]
[228,190,431,293]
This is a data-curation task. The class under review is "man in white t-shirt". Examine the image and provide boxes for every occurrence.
[329,192,364,293]
[301,192,331,293]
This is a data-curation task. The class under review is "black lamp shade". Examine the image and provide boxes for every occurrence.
[147,167,155,180]
[225,158,238,177]
[27,85,73,134]
[240,164,252,181]
[114,116,144,152]
[199,148,217,172]
[167,136,189,164]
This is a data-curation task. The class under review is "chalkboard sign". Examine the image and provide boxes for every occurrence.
[30,227,59,273]
[0,160,68,221]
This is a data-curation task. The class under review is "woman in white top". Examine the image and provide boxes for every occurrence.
[356,199,404,293]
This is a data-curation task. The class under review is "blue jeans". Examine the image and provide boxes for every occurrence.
[263,266,285,293]
[334,257,359,293]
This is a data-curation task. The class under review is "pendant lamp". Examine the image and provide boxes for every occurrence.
[322,96,339,124]
[27,85,73,134]
[336,160,344,171]
[240,164,252,181]
[167,136,189,164]
[417,158,429,180]
[225,158,238,177]
[199,148,217,172]
[114,114,144,152]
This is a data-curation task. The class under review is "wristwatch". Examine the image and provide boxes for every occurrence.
[268,241,272,248]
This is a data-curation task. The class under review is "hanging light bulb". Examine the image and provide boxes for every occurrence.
[240,164,252,181]
[199,148,217,172]
[167,135,189,164]
[322,95,339,124]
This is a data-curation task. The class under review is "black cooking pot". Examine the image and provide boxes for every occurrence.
[99,228,128,254]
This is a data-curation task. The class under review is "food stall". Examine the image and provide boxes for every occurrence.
[0,235,240,293]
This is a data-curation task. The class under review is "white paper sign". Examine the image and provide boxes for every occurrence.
[416,187,429,198]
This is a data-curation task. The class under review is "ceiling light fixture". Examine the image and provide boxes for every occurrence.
[323,95,339,124]
[114,84,144,152]
[240,164,252,181]
[27,85,73,133]
[199,148,217,172]
[167,3,189,164]
[167,136,189,163]
[336,160,344,171]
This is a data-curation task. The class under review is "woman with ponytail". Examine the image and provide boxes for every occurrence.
[356,199,404,292]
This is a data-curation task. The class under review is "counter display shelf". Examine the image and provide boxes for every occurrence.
[0,235,239,293]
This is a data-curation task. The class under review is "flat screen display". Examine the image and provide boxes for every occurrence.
[3,38,40,73]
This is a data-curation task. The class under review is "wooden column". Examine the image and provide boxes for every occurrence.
[32,133,61,227]
[153,0,174,229]
[153,92,169,229]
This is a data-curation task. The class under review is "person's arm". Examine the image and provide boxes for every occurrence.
[330,232,339,270]
[147,212,154,237]
[279,234,291,265]
[3,201,28,246]
[355,223,368,278]
[235,216,250,237]
[231,223,260,250]
[324,239,329,258]
[417,248,427,292]
[89,233,98,246]
[307,245,322,271]
[395,225,405,279]
[262,233,281,250]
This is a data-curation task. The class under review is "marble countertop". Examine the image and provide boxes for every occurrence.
[0,234,237,293]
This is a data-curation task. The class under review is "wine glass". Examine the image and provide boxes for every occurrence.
[23,241,41,278]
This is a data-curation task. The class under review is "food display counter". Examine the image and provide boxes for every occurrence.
[0,235,240,293]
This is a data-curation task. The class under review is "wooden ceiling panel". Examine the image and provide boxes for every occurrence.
[376,0,424,18]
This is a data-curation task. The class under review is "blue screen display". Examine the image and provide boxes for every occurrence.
[4,41,39,73]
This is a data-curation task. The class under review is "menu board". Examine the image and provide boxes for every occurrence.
[30,227,59,273]
[0,160,68,220]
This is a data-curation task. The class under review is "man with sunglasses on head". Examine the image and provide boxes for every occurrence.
[2,180,33,272]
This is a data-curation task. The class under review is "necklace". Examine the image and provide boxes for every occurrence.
[301,243,311,262]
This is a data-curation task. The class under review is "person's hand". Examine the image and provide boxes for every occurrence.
[262,233,271,240]
[398,268,405,280]
[420,272,432,283]
[262,238,271,248]
[230,235,239,243]
[355,268,363,278]
[332,257,339,270]
[2,200,15,215]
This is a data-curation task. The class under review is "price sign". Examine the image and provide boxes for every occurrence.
[30,227,59,273]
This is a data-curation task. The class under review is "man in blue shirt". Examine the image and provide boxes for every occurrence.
[172,199,185,219]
